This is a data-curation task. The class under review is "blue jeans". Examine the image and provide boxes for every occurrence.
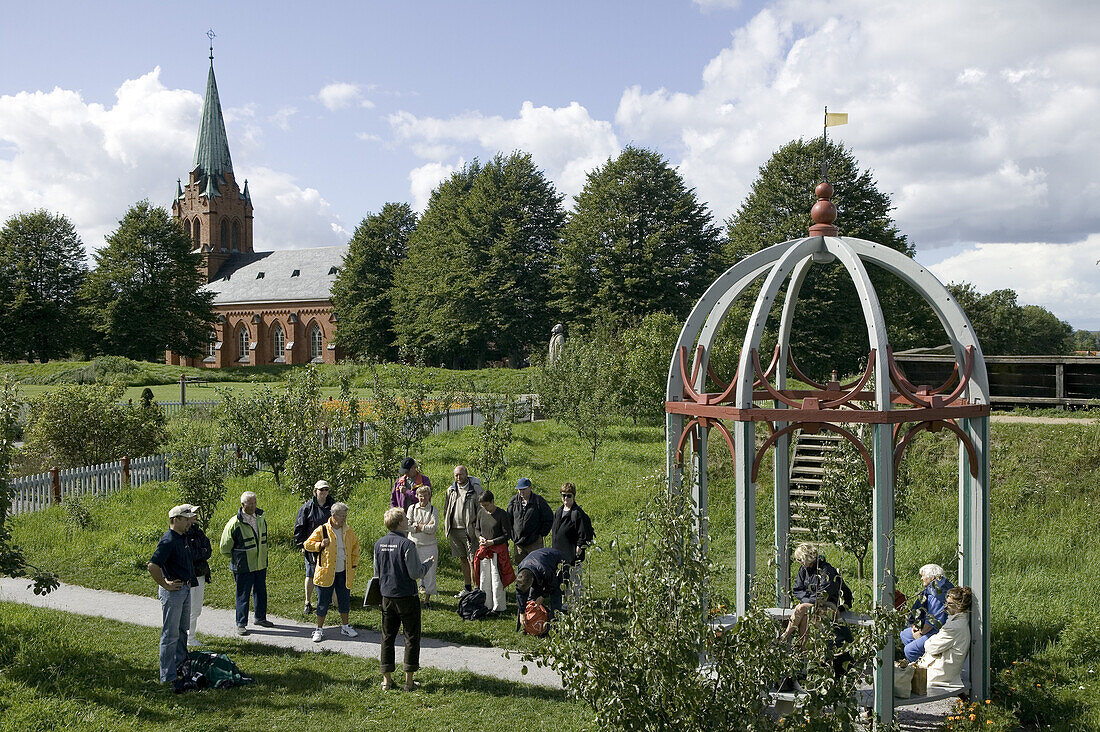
[159,585,191,682]
[316,572,350,617]
[234,569,268,627]
[900,626,933,662]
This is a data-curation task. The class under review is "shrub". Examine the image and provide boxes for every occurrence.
[536,332,622,459]
[168,418,228,531]
[618,312,680,425]
[465,391,515,490]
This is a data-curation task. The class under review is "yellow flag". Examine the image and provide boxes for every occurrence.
[825,112,848,127]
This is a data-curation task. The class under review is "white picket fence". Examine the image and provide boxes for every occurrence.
[6,396,537,518]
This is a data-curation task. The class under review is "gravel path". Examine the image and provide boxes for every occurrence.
[990,414,1097,425]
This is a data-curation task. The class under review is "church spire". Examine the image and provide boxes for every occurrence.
[192,42,233,193]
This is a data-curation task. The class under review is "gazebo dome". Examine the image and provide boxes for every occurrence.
[665,181,992,721]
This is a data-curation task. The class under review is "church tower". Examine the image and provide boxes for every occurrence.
[172,46,254,282]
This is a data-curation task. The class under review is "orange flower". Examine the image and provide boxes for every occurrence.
[969,714,977,721]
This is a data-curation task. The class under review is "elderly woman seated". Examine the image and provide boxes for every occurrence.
[900,563,954,662]
[911,585,973,691]
[778,543,853,647]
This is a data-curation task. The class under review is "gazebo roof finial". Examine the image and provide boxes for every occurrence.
[808,180,838,237]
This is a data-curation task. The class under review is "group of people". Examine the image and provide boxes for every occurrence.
[777,544,975,692]
[146,459,594,691]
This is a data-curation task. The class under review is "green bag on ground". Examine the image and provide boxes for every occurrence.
[186,651,255,689]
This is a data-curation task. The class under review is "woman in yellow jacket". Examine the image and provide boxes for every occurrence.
[303,502,360,642]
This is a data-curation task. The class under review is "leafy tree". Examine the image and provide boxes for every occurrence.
[948,283,1072,355]
[465,391,515,490]
[555,147,722,329]
[1072,329,1100,352]
[218,385,291,485]
[537,332,622,459]
[0,375,58,594]
[0,210,88,362]
[618,312,681,425]
[168,418,228,531]
[530,489,902,730]
[723,138,939,379]
[332,203,416,360]
[82,200,214,361]
[393,153,565,366]
[361,360,448,482]
[21,384,168,470]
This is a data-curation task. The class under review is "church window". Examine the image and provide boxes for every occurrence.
[232,219,240,251]
[309,325,323,362]
[272,324,285,362]
[206,328,217,360]
[220,219,229,250]
[238,326,250,362]
[193,219,201,246]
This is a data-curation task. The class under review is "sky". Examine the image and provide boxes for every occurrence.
[1,0,1098,329]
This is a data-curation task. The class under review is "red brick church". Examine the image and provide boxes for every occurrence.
[165,56,345,368]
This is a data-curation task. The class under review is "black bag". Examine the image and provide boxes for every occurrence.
[457,589,489,621]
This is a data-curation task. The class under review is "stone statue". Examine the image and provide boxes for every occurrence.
[548,323,566,364]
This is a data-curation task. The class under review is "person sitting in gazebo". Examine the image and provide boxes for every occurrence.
[778,543,852,647]
[900,563,954,662]
[916,585,973,691]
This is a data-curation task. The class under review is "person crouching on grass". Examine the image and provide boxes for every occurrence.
[303,502,360,642]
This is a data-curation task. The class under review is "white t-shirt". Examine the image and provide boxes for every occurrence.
[333,525,346,573]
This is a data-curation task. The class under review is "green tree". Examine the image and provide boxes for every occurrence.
[0,375,58,594]
[393,153,565,366]
[555,147,722,329]
[82,200,214,361]
[537,332,622,459]
[1072,329,1100,352]
[618,312,682,425]
[0,210,88,362]
[465,391,515,490]
[21,384,168,470]
[332,203,416,360]
[361,360,449,482]
[723,138,939,379]
[168,419,228,531]
[948,283,1073,355]
[218,385,291,485]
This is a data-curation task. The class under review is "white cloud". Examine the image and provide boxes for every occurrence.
[0,68,345,254]
[389,101,619,201]
[614,0,1100,250]
[408,159,463,212]
[927,236,1100,330]
[270,106,297,131]
[316,82,374,111]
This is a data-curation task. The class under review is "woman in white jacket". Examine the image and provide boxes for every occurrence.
[919,585,973,690]
[406,485,439,607]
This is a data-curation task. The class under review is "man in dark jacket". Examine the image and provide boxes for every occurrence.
[182,507,213,647]
[779,543,852,646]
[507,477,554,564]
[374,507,435,692]
[148,504,196,689]
[294,479,335,616]
[514,547,566,633]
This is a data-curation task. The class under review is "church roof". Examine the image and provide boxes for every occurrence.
[192,62,234,194]
[206,246,348,305]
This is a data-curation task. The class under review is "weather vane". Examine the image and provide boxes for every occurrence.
[207,29,216,61]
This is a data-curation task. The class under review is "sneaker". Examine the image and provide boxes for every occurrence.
[254,619,275,628]
[311,628,324,643]
[340,624,358,638]
[236,626,249,636]
[304,603,314,616]
[186,637,204,647]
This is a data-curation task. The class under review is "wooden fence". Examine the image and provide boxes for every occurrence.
[893,353,1100,408]
[6,396,537,517]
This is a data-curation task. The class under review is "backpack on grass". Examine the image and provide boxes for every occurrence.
[183,651,255,689]
[457,589,489,621]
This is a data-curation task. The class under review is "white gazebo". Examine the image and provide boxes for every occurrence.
[665,181,991,722]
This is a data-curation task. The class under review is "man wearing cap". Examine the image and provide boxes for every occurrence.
[507,477,554,565]
[392,457,430,510]
[294,479,335,616]
[220,491,272,635]
[147,504,196,689]
[443,464,483,594]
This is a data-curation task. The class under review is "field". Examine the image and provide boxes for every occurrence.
[4,397,1100,728]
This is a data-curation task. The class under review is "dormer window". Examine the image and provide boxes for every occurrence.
[291,269,300,277]
[256,272,265,279]
[328,266,338,275]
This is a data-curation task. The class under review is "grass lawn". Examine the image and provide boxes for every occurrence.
[8,417,1100,728]
[0,602,587,732]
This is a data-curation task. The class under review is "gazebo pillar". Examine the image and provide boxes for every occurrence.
[960,415,991,700]
[734,421,756,616]
[872,421,896,720]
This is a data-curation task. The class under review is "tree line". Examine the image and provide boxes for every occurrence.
[0,139,1083,371]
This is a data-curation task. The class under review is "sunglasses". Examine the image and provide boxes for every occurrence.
[560,493,575,498]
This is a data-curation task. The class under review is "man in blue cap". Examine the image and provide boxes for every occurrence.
[507,477,554,565]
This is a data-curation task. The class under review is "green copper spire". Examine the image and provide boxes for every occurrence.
[192,58,233,195]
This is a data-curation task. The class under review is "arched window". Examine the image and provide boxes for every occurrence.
[232,219,241,251]
[272,324,285,362]
[193,219,201,247]
[310,325,324,361]
[238,326,250,362]
[220,219,229,250]
[206,328,217,359]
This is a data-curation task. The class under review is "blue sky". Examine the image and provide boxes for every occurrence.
[2,0,1099,329]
